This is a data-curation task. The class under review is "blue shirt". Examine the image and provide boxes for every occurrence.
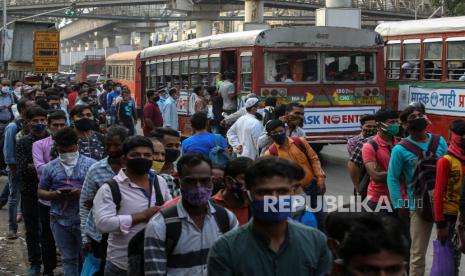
[107,90,120,114]
[40,155,96,226]
[157,97,167,112]
[387,134,448,210]
[162,96,178,130]
[3,120,19,165]
[182,133,227,157]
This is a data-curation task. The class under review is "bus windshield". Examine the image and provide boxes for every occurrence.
[324,52,375,82]
[265,52,318,83]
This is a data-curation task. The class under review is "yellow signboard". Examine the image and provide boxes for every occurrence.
[33,31,60,73]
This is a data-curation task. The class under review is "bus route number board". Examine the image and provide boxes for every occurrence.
[33,31,60,73]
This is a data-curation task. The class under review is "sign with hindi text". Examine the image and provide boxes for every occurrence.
[407,86,465,116]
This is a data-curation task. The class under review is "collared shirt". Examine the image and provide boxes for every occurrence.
[17,133,49,194]
[79,157,116,244]
[144,199,238,276]
[32,136,54,179]
[162,96,179,130]
[347,133,364,157]
[39,155,96,226]
[211,190,249,225]
[93,169,172,271]
[349,137,367,168]
[226,113,263,159]
[207,220,332,276]
[264,137,326,187]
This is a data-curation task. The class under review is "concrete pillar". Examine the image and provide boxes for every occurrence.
[87,41,95,50]
[103,36,115,48]
[196,20,212,38]
[244,0,264,24]
[79,42,87,52]
[116,32,131,46]
[95,39,104,49]
[139,32,151,49]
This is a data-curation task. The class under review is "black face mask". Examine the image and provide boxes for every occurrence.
[408,117,427,133]
[74,118,94,131]
[229,179,246,203]
[165,148,180,163]
[126,158,152,175]
[153,96,160,102]
[82,96,89,102]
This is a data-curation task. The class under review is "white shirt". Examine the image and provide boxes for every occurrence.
[226,113,263,159]
[93,169,172,270]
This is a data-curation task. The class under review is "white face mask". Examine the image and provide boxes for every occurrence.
[59,151,79,166]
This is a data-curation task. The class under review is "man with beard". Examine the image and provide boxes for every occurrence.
[211,157,253,225]
[79,126,129,275]
[207,157,331,276]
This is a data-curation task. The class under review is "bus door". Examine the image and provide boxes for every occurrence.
[221,50,237,75]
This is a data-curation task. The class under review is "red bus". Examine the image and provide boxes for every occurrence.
[376,16,465,139]
[106,51,143,107]
[75,55,105,83]
[140,26,385,148]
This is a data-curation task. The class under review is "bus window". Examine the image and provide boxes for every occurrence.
[210,55,220,86]
[156,61,164,89]
[199,57,209,88]
[189,58,200,88]
[150,63,156,89]
[265,52,318,83]
[172,60,180,87]
[386,42,400,79]
[423,40,442,80]
[402,40,420,80]
[241,54,252,92]
[324,53,374,82]
[446,38,465,80]
[181,59,189,90]
[164,61,172,87]
[145,64,151,89]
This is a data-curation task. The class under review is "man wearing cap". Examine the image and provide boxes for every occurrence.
[227,97,263,159]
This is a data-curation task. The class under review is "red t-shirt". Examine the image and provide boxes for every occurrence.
[143,102,163,136]
[68,91,78,109]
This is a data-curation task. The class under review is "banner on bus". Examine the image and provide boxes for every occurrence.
[406,86,465,116]
[303,106,380,132]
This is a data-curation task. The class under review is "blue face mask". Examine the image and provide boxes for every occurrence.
[271,132,287,145]
[252,197,291,223]
[31,123,47,133]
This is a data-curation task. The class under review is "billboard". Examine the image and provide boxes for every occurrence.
[33,31,59,73]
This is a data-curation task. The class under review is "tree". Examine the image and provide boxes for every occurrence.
[432,0,465,16]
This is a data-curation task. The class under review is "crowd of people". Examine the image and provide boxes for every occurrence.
[0,75,460,276]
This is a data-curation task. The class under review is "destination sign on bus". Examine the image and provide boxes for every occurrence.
[33,31,59,73]
[303,106,380,132]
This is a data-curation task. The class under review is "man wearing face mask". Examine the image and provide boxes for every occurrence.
[79,126,129,275]
[227,97,264,159]
[162,87,179,130]
[143,90,163,136]
[38,128,96,276]
[387,108,448,276]
[207,157,331,276]
[347,114,377,156]
[93,135,171,275]
[48,94,71,126]
[144,153,238,275]
[264,119,326,232]
[12,80,22,99]
[16,107,52,276]
[107,83,122,125]
[212,157,253,225]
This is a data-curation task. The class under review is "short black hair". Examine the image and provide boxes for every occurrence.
[265,97,277,107]
[288,161,305,181]
[70,104,91,118]
[399,106,417,123]
[265,119,285,134]
[374,110,399,123]
[326,211,363,242]
[360,114,376,126]
[245,157,295,189]
[339,214,408,264]
[106,125,129,142]
[17,99,30,114]
[12,80,21,86]
[274,104,287,118]
[206,86,216,96]
[450,119,465,135]
[285,103,304,113]
[177,153,212,177]
[26,106,48,120]
[48,110,67,124]
[190,112,208,131]
[122,135,154,156]
[47,94,60,102]
[224,157,253,178]
[35,98,50,110]
[150,127,181,140]
[54,127,78,147]
[146,90,157,98]
[193,86,202,96]
[169,87,177,97]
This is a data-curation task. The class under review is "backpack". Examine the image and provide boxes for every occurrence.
[160,201,231,267]
[209,134,230,167]
[357,139,379,200]
[105,175,165,276]
[0,119,22,172]
[399,134,440,222]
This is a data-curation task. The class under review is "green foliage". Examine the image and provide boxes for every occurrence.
[432,0,465,16]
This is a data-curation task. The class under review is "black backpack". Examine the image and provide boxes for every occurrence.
[399,134,440,222]
[358,138,379,199]
[105,176,165,276]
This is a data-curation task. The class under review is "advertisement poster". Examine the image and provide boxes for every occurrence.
[407,86,465,116]
[303,106,380,132]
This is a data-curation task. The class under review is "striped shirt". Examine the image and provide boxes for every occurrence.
[144,200,239,276]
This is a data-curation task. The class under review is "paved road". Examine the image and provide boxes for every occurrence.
[0,143,463,274]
